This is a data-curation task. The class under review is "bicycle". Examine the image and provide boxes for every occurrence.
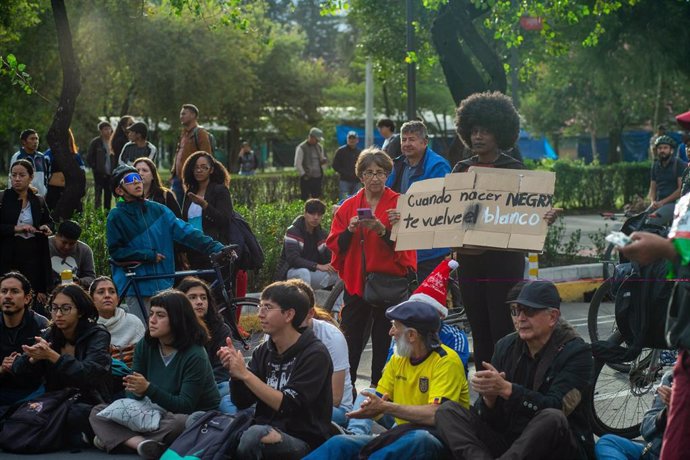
[112,244,258,349]
[586,210,675,438]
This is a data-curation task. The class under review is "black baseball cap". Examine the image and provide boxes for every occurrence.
[127,121,148,137]
[508,280,561,310]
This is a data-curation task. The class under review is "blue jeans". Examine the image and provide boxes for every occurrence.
[236,424,310,460]
[217,381,238,415]
[304,429,445,460]
[346,389,395,435]
[338,180,361,201]
[171,176,184,207]
[595,434,645,460]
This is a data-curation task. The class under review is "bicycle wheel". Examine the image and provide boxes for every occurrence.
[322,279,345,313]
[589,339,665,438]
[588,278,615,344]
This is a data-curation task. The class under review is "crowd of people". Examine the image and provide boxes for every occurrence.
[0,92,688,460]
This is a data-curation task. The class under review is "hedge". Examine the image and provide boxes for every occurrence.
[71,160,653,293]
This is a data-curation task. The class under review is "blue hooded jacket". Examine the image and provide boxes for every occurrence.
[107,199,225,296]
[386,147,451,263]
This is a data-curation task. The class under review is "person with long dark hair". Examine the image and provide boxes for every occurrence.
[177,276,233,413]
[12,283,111,448]
[110,115,134,160]
[134,157,182,218]
[181,151,232,270]
[0,159,54,308]
[89,289,219,458]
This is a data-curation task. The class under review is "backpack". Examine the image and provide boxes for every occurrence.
[160,409,254,460]
[193,126,218,156]
[592,261,674,363]
[228,211,265,270]
[0,388,80,453]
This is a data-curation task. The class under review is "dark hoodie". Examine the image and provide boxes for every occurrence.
[12,323,112,403]
[273,215,331,281]
[475,321,594,458]
[231,327,333,449]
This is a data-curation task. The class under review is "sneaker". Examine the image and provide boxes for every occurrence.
[136,439,166,460]
[93,436,106,451]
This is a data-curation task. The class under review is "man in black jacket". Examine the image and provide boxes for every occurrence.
[86,121,114,210]
[218,281,333,459]
[0,272,49,405]
[435,280,594,459]
[274,199,338,290]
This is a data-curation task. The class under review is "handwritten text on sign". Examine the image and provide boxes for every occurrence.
[391,168,556,252]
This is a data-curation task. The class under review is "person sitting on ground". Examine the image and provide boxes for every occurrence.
[48,220,96,290]
[12,284,111,449]
[0,271,49,406]
[90,276,144,368]
[285,278,354,427]
[218,281,333,459]
[595,370,672,460]
[385,259,470,375]
[89,290,219,459]
[177,276,233,414]
[118,121,157,166]
[435,280,594,460]
[106,164,226,322]
[305,299,469,460]
[274,198,338,290]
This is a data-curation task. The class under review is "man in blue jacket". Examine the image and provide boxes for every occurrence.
[386,120,452,281]
[106,165,225,321]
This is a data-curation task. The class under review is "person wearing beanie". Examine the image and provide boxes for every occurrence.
[435,280,594,459]
[218,281,333,459]
[304,300,468,460]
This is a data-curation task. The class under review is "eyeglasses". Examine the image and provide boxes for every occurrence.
[257,303,281,314]
[49,305,74,316]
[194,165,211,172]
[362,171,388,180]
[120,172,143,185]
[509,305,542,318]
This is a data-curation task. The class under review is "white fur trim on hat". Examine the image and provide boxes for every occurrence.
[408,292,449,318]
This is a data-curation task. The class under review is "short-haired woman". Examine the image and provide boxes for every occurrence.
[326,148,417,388]
[89,289,219,458]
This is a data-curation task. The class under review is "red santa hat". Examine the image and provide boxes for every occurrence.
[408,259,459,318]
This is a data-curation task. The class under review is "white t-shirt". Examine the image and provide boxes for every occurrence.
[311,319,354,410]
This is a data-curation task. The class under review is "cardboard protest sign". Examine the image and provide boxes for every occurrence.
[391,167,556,252]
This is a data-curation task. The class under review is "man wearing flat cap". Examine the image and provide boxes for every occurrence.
[295,127,328,200]
[435,280,594,460]
[304,300,469,459]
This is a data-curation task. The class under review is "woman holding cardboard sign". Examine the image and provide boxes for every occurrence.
[326,148,417,388]
[452,91,558,369]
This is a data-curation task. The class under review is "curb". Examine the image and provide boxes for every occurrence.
[555,279,603,302]
[541,263,604,302]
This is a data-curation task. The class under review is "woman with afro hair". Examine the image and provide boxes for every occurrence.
[451,91,556,368]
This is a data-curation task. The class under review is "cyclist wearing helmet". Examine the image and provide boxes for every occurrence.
[106,164,225,321]
[649,135,686,224]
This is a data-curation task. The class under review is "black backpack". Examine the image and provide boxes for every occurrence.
[160,409,254,460]
[592,261,674,363]
[228,211,265,270]
[0,388,80,454]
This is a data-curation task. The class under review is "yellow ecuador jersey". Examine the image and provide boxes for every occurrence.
[376,344,469,426]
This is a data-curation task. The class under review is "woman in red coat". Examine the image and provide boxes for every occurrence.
[327,148,416,388]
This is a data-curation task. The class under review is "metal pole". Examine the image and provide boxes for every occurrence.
[365,59,374,147]
[406,0,416,120]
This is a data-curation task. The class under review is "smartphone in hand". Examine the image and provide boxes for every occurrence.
[357,208,374,220]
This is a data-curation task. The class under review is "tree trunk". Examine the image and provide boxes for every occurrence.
[431,0,507,106]
[47,0,84,221]
[227,120,241,173]
[608,128,622,164]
